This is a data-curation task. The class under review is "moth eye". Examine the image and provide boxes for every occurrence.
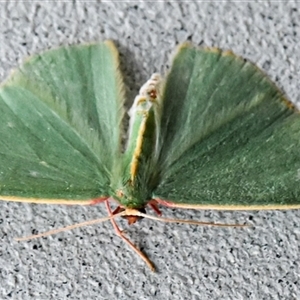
[149,89,157,99]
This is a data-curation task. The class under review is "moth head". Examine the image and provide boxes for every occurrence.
[118,207,147,225]
[114,187,148,225]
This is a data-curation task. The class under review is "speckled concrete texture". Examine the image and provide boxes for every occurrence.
[0,1,300,299]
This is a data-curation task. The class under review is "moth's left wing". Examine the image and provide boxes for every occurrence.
[153,45,300,209]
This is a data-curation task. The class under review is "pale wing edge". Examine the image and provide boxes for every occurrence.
[0,195,110,205]
[153,198,300,211]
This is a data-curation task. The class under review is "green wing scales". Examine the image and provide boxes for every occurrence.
[0,41,125,203]
[1,42,299,208]
[153,44,300,209]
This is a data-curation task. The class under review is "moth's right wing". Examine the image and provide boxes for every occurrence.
[0,42,125,203]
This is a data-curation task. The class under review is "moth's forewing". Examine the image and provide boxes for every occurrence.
[0,42,125,203]
[153,45,300,209]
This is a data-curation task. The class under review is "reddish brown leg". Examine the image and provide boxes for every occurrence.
[148,200,162,216]
[105,201,124,237]
[112,206,123,215]
[105,200,155,271]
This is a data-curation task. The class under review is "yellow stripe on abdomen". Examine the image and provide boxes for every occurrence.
[130,111,149,184]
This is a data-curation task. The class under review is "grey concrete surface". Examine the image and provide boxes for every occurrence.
[0,1,300,299]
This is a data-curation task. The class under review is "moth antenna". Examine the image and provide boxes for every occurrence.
[105,201,155,272]
[15,211,126,242]
[127,210,249,228]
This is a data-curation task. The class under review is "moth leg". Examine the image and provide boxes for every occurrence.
[147,200,162,216]
[112,206,123,215]
[110,206,128,234]
[105,200,155,271]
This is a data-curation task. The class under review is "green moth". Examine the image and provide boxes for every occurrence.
[1,41,300,271]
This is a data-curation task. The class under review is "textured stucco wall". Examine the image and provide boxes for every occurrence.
[0,1,299,299]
